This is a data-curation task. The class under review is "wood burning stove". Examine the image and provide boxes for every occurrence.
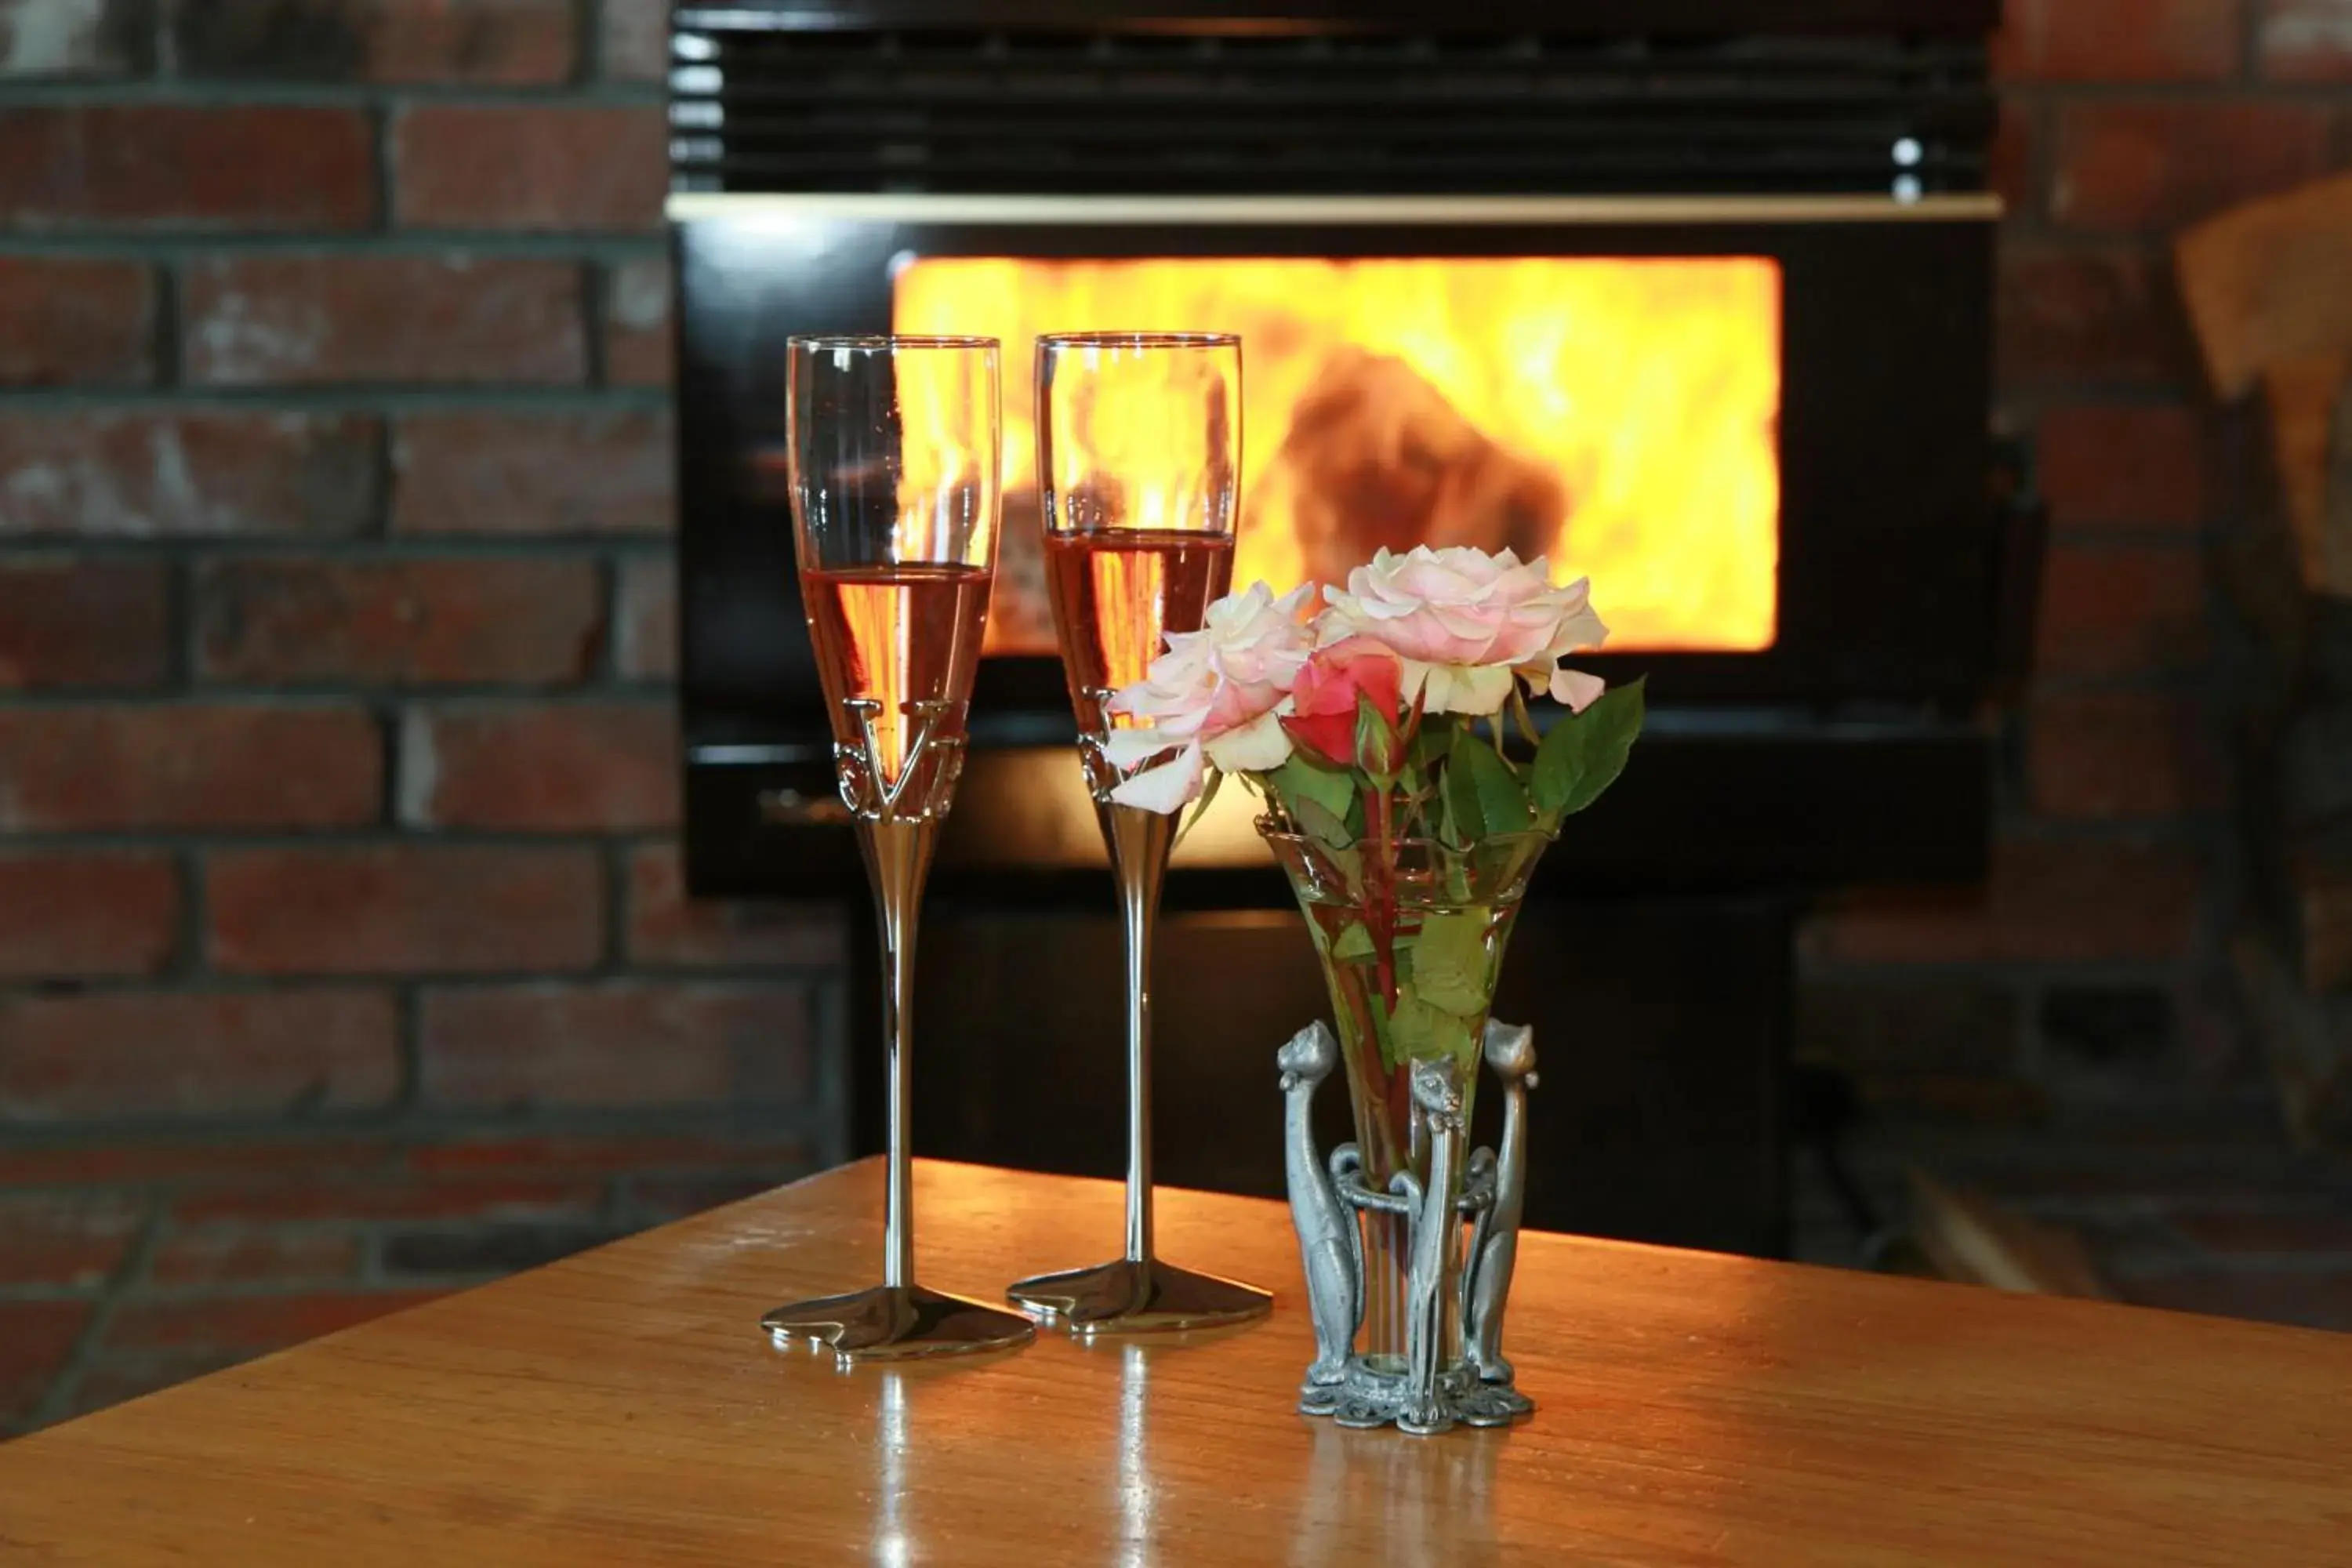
[668,0,2009,1257]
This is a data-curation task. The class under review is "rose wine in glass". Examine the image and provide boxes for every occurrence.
[1007,332,1272,1335]
[804,561,993,801]
[1041,528,1236,743]
[762,335,1034,1363]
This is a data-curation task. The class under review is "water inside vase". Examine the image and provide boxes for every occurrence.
[1272,830,1546,1368]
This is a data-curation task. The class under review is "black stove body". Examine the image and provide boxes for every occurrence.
[670,0,2009,1256]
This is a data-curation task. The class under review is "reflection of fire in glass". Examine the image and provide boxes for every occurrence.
[893,255,1781,655]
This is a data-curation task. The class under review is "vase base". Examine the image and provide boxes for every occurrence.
[764,1283,1036,1365]
[1301,1359,1535,1436]
[1006,1256,1272,1337]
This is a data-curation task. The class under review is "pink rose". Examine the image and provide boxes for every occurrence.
[1281,637,1405,771]
[1316,546,1609,716]
[1100,583,1315,813]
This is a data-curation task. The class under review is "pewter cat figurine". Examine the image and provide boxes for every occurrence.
[1279,1022,1360,1405]
[1464,1020,1536,1406]
[1397,1058,1466,1436]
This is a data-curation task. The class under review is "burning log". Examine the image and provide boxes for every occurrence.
[1257,346,1570,587]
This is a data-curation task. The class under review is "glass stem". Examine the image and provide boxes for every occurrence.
[1102,804,1175,1265]
[859,816,937,1290]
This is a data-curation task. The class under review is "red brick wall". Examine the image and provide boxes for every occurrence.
[0,0,844,1434]
[1801,0,2352,1108]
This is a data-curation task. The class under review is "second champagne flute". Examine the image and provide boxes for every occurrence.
[1007,332,1273,1335]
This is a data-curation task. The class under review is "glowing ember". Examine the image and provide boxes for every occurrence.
[893,255,1780,655]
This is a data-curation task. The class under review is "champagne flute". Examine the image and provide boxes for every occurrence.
[1007,332,1273,1334]
[764,335,1035,1363]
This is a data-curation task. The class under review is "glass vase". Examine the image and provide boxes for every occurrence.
[1261,826,1551,1376]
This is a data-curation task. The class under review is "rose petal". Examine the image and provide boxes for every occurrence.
[1203,706,1294,771]
[1421,662,1515,716]
[1107,742,1204,814]
[1551,667,1606,713]
[1102,725,1182,768]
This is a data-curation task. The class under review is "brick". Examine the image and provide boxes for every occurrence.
[419,982,815,1111]
[0,849,177,977]
[603,0,666,81]
[391,412,672,536]
[395,104,666,232]
[207,845,604,975]
[1991,100,2035,220]
[2028,692,2219,821]
[1796,978,2022,1081]
[0,1300,91,1430]
[2172,1207,2352,1257]
[1997,248,2195,387]
[0,1136,401,1187]
[149,1228,364,1287]
[173,0,573,85]
[172,1175,601,1226]
[604,254,673,387]
[0,989,400,1123]
[2258,0,2352,82]
[195,557,603,686]
[0,106,372,230]
[2032,543,2206,678]
[1803,835,2205,966]
[0,256,153,383]
[616,555,677,679]
[65,1350,242,1421]
[401,701,679,830]
[380,1223,626,1278]
[2036,404,2210,532]
[0,0,154,78]
[2051,102,2333,234]
[2120,1267,2352,1332]
[106,1288,445,1356]
[1994,0,2239,81]
[0,559,168,688]
[0,1193,147,1289]
[183,255,586,386]
[626,842,848,968]
[623,1170,810,1224]
[0,412,379,538]
[0,704,381,829]
[406,1131,812,1178]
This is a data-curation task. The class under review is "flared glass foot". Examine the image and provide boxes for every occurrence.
[1007,1256,1271,1336]
[764,1283,1036,1365]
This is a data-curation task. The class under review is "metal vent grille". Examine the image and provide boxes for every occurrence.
[667,23,1991,197]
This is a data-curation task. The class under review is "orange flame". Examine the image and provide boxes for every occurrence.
[893,255,1780,655]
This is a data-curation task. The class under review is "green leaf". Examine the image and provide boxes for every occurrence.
[1411,907,1493,1017]
[1384,990,1477,1068]
[1531,677,1646,827]
[1290,793,1353,850]
[1269,753,1356,826]
[1409,719,1455,772]
[1328,921,1374,963]
[1452,733,1532,835]
[1173,765,1223,850]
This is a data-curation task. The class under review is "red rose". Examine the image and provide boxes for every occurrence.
[1281,637,1406,770]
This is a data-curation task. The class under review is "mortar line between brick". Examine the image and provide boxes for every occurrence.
[0,386,671,412]
[0,82,663,108]
[582,0,609,85]
[0,232,668,259]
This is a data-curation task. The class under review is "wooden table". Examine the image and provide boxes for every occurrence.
[2,1160,2347,1566]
